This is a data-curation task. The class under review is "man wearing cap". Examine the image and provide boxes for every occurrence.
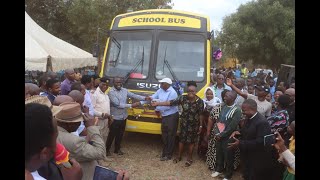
[150,77,179,161]
[106,77,150,156]
[56,102,105,180]
[226,78,272,117]
[91,77,112,143]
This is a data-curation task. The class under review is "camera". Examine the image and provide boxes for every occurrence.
[264,134,276,146]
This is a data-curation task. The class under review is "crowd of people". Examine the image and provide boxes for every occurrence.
[25,64,295,180]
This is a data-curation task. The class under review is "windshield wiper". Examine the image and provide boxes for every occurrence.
[123,46,144,83]
[162,47,179,82]
[110,37,121,67]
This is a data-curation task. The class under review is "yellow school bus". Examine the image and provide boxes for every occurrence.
[100,9,213,134]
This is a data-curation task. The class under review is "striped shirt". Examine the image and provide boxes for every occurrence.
[217,104,242,138]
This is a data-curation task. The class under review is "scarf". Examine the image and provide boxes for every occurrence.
[203,87,222,109]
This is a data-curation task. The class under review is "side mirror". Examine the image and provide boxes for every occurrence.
[209,30,214,59]
[210,30,214,42]
[92,43,100,57]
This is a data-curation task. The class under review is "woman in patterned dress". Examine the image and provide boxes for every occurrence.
[198,87,221,158]
[206,89,241,172]
[152,81,204,167]
[267,94,290,137]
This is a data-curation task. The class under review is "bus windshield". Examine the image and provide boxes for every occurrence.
[105,31,152,78]
[155,32,205,82]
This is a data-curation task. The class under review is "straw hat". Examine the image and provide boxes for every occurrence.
[25,95,62,116]
[55,102,84,123]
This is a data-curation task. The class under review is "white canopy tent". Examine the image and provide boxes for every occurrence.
[25,12,97,72]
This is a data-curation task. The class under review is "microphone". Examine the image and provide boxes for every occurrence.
[55,143,72,168]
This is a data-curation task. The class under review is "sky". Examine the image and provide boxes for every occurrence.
[172,0,252,31]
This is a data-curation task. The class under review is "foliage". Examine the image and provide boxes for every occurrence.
[216,0,295,68]
[25,0,172,53]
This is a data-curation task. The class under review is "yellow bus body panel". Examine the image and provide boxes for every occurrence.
[125,120,161,134]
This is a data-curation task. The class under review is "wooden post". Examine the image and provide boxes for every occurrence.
[46,55,53,72]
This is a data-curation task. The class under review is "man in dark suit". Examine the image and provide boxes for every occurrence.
[228,99,278,180]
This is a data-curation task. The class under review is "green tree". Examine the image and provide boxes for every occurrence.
[25,0,172,53]
[217,0,295,68]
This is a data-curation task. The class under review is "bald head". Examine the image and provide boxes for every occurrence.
[71,82,86,95]
[242,99,257,111]
[68,90,84,105]
[285,88,295,96]
[25,83,40,99]
[65,69,75,81]
[53,95,74,106]
[224,90,237,105]
[241,99,258,119]
[285,88,295,103]
[65,69,74,75]
[235,78,245,89]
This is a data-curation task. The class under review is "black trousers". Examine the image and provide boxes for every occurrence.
[241,153,250,180]
[105,119,126,152]
[161,112,179,158]
[216,138,235,179]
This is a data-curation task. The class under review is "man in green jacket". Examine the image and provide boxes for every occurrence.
[211,90,242,180]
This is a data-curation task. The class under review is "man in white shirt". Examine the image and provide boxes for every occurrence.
[226,78,272,117]
[81,75,95,116]
[91,77,112,143]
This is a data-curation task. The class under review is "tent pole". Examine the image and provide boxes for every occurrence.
[46,55,53,72]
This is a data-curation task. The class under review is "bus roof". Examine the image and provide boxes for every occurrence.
[115,9,210,20]
[112,9,210,32]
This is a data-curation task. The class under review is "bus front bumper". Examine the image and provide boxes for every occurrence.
[125,119,161,134]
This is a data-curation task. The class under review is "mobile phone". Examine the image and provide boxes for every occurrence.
[264,134,276,146]
[93,165,119,180]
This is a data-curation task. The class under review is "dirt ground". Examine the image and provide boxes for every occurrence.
[99,132,243,180]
